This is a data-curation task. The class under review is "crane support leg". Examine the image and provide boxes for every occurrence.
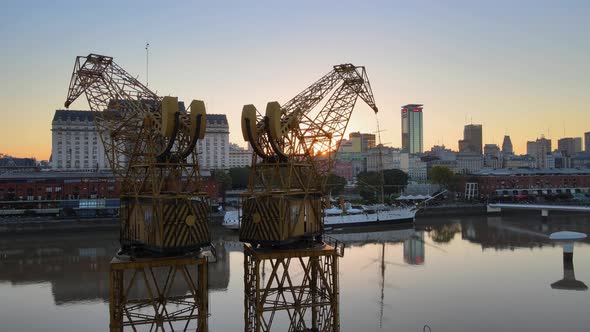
[109,255,208,332]
[243,243,340,332]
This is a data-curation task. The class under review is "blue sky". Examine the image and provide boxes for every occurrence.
[1,0,589,159]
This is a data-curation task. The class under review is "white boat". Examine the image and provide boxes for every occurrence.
[221,205,417,230]
[222,209,240,230]
[324,205,417,229]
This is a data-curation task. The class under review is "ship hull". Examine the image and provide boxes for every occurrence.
[324,208,417,229]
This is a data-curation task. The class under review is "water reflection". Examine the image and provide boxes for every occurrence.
[330,226,426,265]
[243,243,342,332]
[0,232,231,305]
[456,216,590,250]
[551,250,588,291]
[1,215,590,332]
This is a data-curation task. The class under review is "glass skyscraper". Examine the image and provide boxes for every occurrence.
[401,104,423,153]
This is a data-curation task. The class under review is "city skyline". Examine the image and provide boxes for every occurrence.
[1,1,590,159]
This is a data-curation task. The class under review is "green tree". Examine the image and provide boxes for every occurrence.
[229,167,250,189]
[324,173,347,197]
[428,166,454,188]
[383,169,408,195]
[356,171,381,203]
[212,170,232,190]
[430,223,461,243]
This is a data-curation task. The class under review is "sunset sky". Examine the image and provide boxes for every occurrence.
[1,0,589,160]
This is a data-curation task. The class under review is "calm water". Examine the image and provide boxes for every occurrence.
[1,214,590,331]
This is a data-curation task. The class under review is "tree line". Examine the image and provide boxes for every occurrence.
[214,165,459,202]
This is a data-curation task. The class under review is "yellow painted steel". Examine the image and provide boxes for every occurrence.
[241,104,258,142]
[161,96,179,137]
[121,196,210,253]
[240,193,323,245]
[109,255,209,332]
[265,101,283,140]
[189,99,206,139]
[243,243,340,331]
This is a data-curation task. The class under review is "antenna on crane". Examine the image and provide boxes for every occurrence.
[145,42,150,87]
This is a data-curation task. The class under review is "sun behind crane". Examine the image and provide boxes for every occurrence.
[240,63,378,247]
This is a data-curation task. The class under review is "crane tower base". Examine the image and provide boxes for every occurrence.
[244,242,343,332]
[109,254,208,332]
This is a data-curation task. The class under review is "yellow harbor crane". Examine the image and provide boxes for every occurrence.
[240,63,378,247]
[64,54,211,256]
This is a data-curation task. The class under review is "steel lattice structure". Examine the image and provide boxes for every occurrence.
[110,255,209,331]
[65,54,210,255]
[244,243,343,332]
[240,64,378,246]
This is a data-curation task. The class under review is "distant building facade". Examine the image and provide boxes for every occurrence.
[585,132,590,152]
[501,135,513,156]
[483,144,501,169]
[526,137,552,169]
[557,137,582,157]
[503,155,536,169]
[52,110,232,172]
[51,110,109,172]
[401,104,423,153]
[0,155,37,174]
[458,124,483,154]
[196,114,229,170]
[456,152,484,174]
[471,168,590,198]
[401,153,427,182]
[572,153,590,169]
[339,132,375,153]
[366,146,401,172]
[332,160,354,182]
[228,143,252,168]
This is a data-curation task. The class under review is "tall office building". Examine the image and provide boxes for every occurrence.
[458,124,483,154]
[557,137,582,157]
[501,135,513,155]
[585,132,590,152]
[401,104,423,154]
[526,137,552,169]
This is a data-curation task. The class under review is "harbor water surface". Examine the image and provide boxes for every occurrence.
[1,214,589,331]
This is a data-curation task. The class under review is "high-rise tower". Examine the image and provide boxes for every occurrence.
[401,104,423,153]
[458,124,483,154]
[501,135,513,155]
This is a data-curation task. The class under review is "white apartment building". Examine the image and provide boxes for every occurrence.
[401,153,427,182]
[229,143,252,168]
[196,114,230,170]
[52,110,230,172]
[456,152,484,174]
[51,110,109,171]
[366,146,401,172]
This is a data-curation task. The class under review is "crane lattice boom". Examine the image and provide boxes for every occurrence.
[64,53,211,256]
[240,64,378,247]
